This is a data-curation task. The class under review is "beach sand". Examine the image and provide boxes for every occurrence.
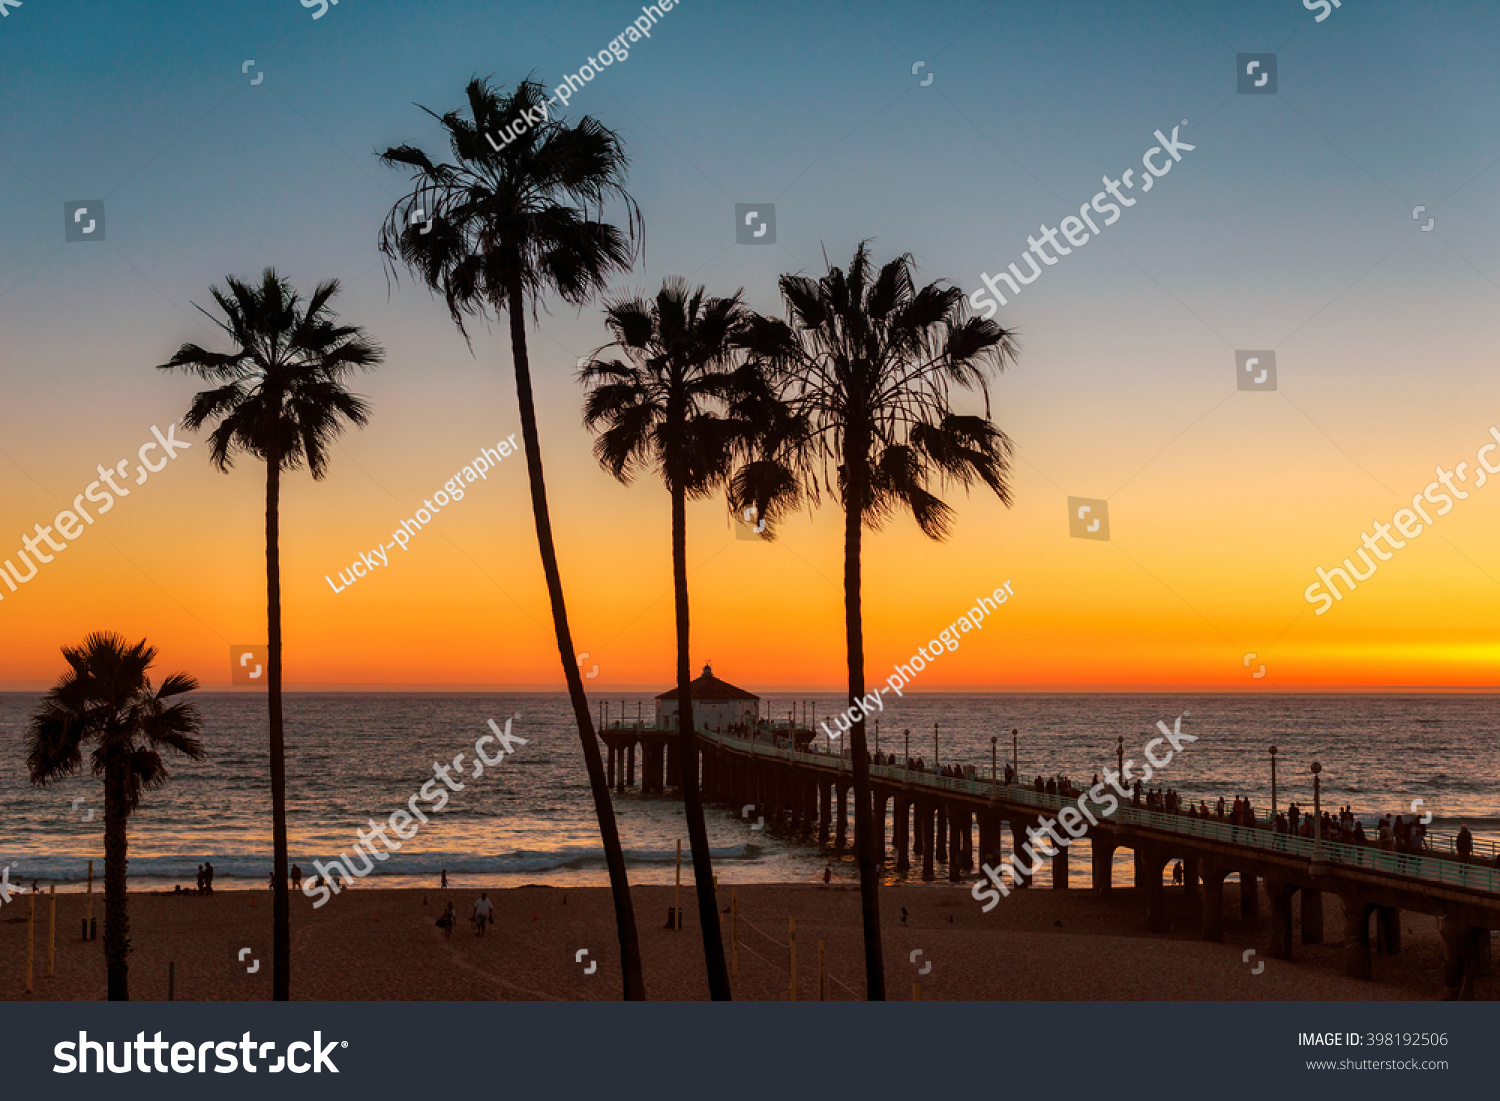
[2,881,1490,1000]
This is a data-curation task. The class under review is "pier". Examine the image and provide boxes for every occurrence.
[606,722,1500,999]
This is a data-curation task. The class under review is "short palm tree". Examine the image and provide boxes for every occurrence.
[378,77,647,998]
[26,633,203,1001]
[735,243,1019,999]
[580,279,765,1000]
[157,269,383,1001]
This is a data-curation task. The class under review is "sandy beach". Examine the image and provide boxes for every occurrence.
[2,881,1489,1001]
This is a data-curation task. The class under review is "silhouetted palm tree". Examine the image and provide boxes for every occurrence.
[377,76,647,998]
[26,632,203,1001]
[736,243,1019,999]
[580,279,766,1000]
[157,269,383,1001]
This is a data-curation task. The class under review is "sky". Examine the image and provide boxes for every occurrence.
[2,0,1499,691]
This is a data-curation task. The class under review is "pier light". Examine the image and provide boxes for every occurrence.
[1269,745,1278,818]
[1310,760,1326,871]
[991,735,998,785]
[1012,727,1019,779]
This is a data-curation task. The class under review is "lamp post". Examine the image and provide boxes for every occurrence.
[1310,760,1324,868]
[904,729,910,777]
[991,735,998,786]
[1116,735,1124,777]
[1269,745,1278,818]
[874,718,880,762]
[934,723,940,774]
[1011,727,1018,779]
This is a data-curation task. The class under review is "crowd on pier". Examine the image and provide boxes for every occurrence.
[724,720,1493,867]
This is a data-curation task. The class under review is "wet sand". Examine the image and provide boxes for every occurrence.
[1,881,1488,1000]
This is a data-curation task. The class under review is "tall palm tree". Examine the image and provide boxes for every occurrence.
[26,633,204,1001]
[735,243,1019,999]
[157,269,383,1001]
[580,279,765,1000]
[377,77,647,998]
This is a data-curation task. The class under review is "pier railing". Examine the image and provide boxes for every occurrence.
[698,728,1500,896]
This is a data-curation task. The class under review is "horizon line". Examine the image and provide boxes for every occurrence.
[3,684,1498,695]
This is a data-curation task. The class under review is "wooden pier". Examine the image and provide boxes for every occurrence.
[624,725,1500,999]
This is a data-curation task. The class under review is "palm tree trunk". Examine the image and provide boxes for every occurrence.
[266,450,291,1001]
[505,273,644,999]
[843,434,886,1000]
[102,758,130,1001]
[671,474,732,999]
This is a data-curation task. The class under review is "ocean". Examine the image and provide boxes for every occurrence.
[2,691,1495,894]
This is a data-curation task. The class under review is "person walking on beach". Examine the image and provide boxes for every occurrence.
[472,893,493,935]
[438,901,456,938]
[1457,825,1474,863]
[290,863,302,890]
[823,865,832,887]
[900,906,909,926]
[196,865,204,893]
[203,861,215,894]
[441,869,448,889]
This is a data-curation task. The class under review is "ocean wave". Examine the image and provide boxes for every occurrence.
[0,843,768,883]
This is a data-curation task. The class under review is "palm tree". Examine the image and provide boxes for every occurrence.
[735,243,1019,999]
[157,269,383,1001]
[26,633,204,1000]
[377,77,647,999]
[580,279,766,1000]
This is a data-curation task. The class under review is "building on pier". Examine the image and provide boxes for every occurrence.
[655,663,759,731]
[599,665,814,795]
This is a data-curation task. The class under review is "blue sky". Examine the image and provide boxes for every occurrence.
[5,0,1496,403]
